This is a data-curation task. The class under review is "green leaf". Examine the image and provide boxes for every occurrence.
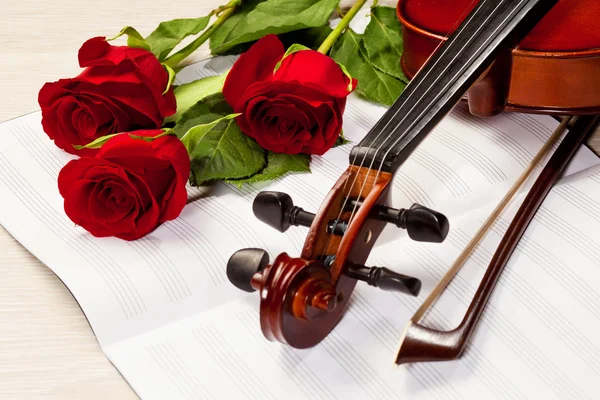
[273,43,311,72]
[363,6,408,82]
[72,130,174,150]
[336,61,355,93]
[210,0,340,55]
[282,43,311,58]
[180,114,240,150]
[173,93,235,138]
[163,64,177,95]
[227,152,310,187]
[184,116,266,185]
[334,130,351,147]
[145,16,213,61]
[330,28,406,106]
[129,130,175,142]
[73,134,120,150]
[108,27,151,51]
[165,73,228,124]
[173,93,266,185]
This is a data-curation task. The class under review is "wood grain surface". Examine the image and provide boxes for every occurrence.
[0,1,597,398]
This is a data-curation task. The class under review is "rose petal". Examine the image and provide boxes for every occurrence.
[274,50,354,98]
[78,37,155,69]
[223,34,285,106]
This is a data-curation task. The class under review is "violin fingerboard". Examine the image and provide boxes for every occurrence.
[350,0,558,173]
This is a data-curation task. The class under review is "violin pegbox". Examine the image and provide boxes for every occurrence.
[226,165,449,348]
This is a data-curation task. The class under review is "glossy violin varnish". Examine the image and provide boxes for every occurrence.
[398,0,600,116]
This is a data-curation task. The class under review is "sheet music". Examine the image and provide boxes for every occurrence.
[0,57,598,398]
[105,165,600,400]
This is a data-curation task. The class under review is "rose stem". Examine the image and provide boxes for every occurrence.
[317,0,368,55]
[163,0,242,68]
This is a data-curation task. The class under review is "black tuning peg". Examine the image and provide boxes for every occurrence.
[349,200,449,243]
[227,248,269,293]
[345,263,421,297]
[253,191,315,233]
[399,204,449,243]
[253,192,448,243]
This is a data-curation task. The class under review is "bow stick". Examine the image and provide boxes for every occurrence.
[395,114,600,365]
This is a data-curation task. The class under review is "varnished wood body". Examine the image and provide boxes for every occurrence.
[254,166,393,348]
[398,0,600,117]
[395,115,600,364]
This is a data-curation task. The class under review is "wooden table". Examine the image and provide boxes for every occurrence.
[0,1,597,398]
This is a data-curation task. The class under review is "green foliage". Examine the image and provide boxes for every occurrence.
[113,16,213,62]
[166,73,228,124]
[185,120,266,185]
[73,134,120,150]
[363,6,408,82]
[163,64,177,94]
[173,93,234,138]
[330,27,406,106]
[281,43,312,59]
[175,94,266,185]
[173,93,315,186]
[210,0,340,54]
[273,43,311,72]
[227,152,310,187]
[145,16,213,61]
[108,27,152,51]
[72,130,173,150]
[335,130,351,147]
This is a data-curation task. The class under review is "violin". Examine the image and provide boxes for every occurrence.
[225,0,600,354]
[399,0,600,117]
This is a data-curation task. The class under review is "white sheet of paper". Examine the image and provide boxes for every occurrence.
[1,57,598,399]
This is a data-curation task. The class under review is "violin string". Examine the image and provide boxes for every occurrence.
[345,0,505,234]
[370,0,527,187]
[341,0,501,241]
[320,0,482,262]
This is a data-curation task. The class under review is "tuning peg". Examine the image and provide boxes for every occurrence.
[400,204,449,243]
[253,191,315,233]
[345,263,421,296]
[227,248,269,293]
[349,200,449,243]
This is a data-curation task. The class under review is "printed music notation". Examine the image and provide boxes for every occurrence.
[0,56,599,399]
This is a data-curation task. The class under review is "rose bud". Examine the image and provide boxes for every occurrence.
[57,131,190,241]
[39,37,176,156]
[223,34,357,156]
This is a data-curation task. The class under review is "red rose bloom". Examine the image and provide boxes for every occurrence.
[58,131,190,241]
[223,35,357,155]
[39,37,176,156]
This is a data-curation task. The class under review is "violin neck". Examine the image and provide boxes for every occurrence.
[350,0,557,173]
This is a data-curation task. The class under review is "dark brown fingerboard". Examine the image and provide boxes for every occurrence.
[350,0,558,173]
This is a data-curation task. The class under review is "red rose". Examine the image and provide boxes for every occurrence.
[223,35,357,156]
[58,131,190,240]
[39,37,176,156]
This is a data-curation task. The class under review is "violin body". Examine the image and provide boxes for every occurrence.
[398,0,600,117]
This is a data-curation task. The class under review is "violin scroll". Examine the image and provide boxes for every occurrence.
[226,166,449,349]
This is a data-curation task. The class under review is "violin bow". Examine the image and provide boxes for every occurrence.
[395,114,600,365]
